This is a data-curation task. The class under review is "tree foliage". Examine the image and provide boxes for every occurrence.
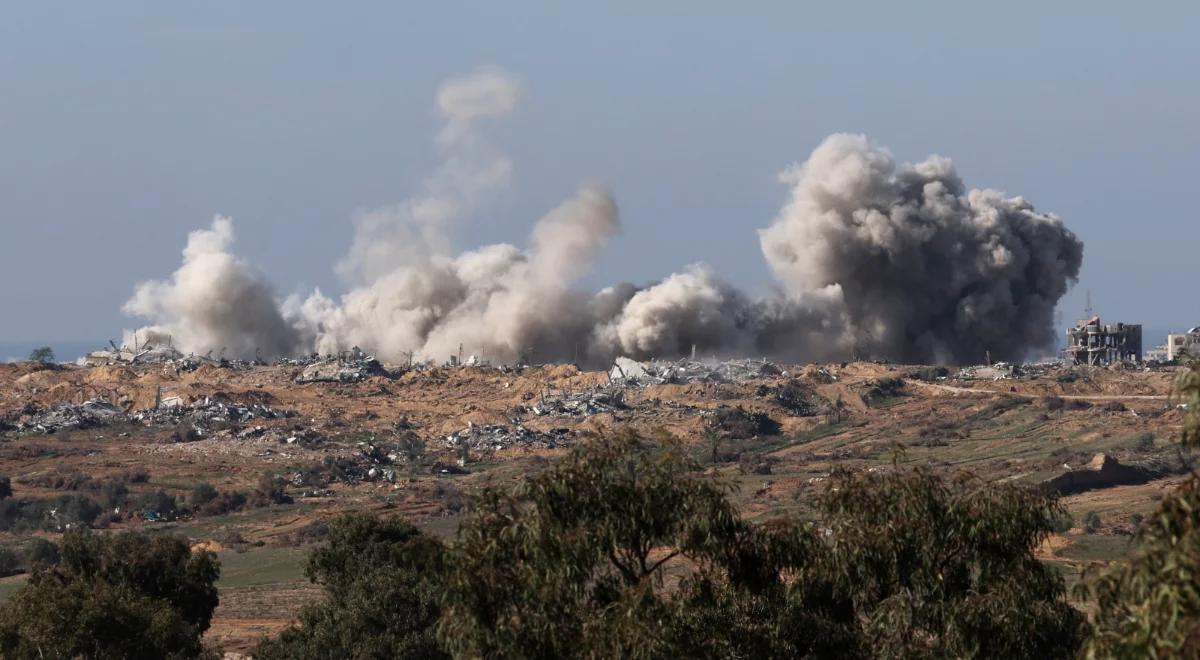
[1081,362,1200,657]
[253,514,447,660]
[436,429,1081,659]
[247,429,1082,659]
[0,529,219,659]
[818,466,1083,658]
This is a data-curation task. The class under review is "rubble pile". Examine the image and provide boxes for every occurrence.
[442,423,574,451]
[525,385,627,417]
[79,343,267,372]
[280,427,326,446]
[704,406,781,439]
[79,344,184,366]
[16,400,126,433]
[296,347,391,384]
[608,357,783,386]
[132,396,295,427]
[956,363,1017,381]
[755,381,821,416]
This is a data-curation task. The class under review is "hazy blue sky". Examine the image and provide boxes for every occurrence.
[2,2,1197,353]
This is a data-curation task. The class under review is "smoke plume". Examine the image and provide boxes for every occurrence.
[759,133,1083,363]
[122,216,303,359]
[123,72,1083,366]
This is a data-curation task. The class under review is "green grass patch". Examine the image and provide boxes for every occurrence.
[216,546,308,588]
[0,575,28,604]
[1055,534,1136,563]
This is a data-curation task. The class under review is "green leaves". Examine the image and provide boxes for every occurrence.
[254,514,448,660]
[0,529,220,659]
[436,429,1080,659]
[1076,362,1200,658]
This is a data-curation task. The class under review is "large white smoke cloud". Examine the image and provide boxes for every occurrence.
[123,71,1083,366]
[123,216,303,359]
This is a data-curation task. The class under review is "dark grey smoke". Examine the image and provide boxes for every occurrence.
[760,133,1084,364]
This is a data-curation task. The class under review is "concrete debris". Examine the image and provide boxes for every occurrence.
[956,362,1017,381]
[704,405,781,439]
[16,400,125,433]
[281,427,326,446]
[609,357,783,386]
[79,344,184,366]
[755,381,820,416]
[523,385,627,418]
[80,342,272,372]
[131,396,295,427]
[442,423,574,451]
[952,359,1071,382]
[296,346,390,383]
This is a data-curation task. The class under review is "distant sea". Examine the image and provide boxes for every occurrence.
[0,340,104,364]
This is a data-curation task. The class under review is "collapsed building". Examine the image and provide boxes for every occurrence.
[1064,316,1142,366]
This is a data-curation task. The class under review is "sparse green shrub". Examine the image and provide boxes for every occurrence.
[199,491,248,516]
[1083,511,1103,534]
[190,483,218,507]
[23,538,59,568]
[255,473,294,505]
[1134,433,1155,452]
[1051,511,1075,533]
[98,479,128,510]
[0,549,21,578]
[136,491,178,522]
[0,495,102,532]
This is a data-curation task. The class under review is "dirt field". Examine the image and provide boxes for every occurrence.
[0,357,1190,651]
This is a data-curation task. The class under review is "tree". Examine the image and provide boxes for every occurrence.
[23,538,59,568]
[439,429,855,659]
[253,514,447,659]
[256,431,1083,658]
[817,466,1084,658]
[27,347,54,365]
[1081,362,1200,657]
[0,529,219,659]
[438,430,1082,659]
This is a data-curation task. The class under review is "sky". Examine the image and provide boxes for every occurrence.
[1,2,1197,356]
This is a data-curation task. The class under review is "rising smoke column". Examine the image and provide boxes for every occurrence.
[336,69,520,283]
[759,133,1084,364]
[297,67,623,363]
[122,216,303,358]
[307,184,619,363]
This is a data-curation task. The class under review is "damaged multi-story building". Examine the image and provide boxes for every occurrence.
[1064,316,1142,366]
[1166,327,1200,361]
